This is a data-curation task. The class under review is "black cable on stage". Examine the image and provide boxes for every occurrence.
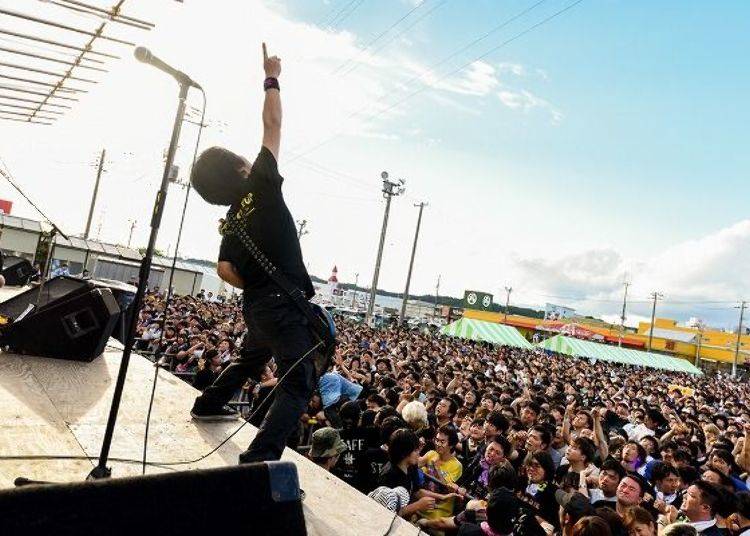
[141,86,207,475]
[0,341,322,471]
[381,509,400,536]
[151,341,322,467]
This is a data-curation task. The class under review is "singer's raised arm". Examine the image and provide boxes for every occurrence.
[261,42,281,161]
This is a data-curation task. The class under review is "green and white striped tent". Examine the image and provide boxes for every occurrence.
[537,334,702,375]
[440,318,533,349]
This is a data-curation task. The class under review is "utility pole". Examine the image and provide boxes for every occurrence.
[399,202,427,324]
[732,300,746,377]
[434,274,441,319]
[695,326,703,368]
[647,291,663,352]
[618,281,630,347]
[504,286,512,323]
[84,148,106,239]
[366,171,405,326]
[351,272,359,308]
[127,219,136,248]
[296,219,308,240]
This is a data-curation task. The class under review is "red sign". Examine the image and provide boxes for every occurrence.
[0,199,12,214]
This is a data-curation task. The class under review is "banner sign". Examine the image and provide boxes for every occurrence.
[463,290,493,311]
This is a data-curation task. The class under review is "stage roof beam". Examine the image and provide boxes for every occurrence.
[0,93,72,109]
[48,0,154,31]
[0,28,117,60]
[0,7,135,46]
[0,46,109,72]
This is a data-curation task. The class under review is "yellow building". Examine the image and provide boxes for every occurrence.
[463,309,748,372]
[636,318,749,371]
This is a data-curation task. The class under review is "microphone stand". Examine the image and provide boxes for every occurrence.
[88,80,191,480]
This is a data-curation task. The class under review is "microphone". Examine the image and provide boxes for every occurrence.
[133,47,202,89]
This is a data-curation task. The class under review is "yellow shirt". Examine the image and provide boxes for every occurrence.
[420,450,463,520]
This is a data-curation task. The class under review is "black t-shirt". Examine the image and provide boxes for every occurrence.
[192,367,219,391]
[333,426,370,489]
[218,147,314,302]
[378,463,421,495]
[456,523,485,536]
[360,447,390,493]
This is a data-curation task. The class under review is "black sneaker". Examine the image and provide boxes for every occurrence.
[190,405,238,421]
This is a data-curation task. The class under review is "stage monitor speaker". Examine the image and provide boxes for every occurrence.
[0,285,120,362]
[0,255,34,286]
[0,462,306,536]
[87,277,136,344]
[0,275,93,320]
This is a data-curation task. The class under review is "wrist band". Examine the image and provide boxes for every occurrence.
[264,77,279,91]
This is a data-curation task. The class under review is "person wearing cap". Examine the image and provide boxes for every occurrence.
[556,489,595,536]
[309,427,347,471]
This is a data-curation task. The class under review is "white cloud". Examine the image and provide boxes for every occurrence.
[497,89,563,124]
[497,62,527,77]
[508,220,750,326]
[406,60,500,97]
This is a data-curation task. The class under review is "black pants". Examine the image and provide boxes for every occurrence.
[194,293,316,462]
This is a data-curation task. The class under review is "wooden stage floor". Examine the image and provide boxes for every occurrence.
[0,287,416,535]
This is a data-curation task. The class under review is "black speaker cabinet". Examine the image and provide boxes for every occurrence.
[0,277,120,362]
[0,255,34,286]
[0,462,307,536]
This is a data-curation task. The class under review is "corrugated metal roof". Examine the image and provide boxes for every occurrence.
[0,213,43,233]
[646,327,697,343]
[86,240,106,253]
[54,235,90,250]
[101,243,121,256]
[97,255,157,270]
[152,255,202,274]
[116,246,142,261]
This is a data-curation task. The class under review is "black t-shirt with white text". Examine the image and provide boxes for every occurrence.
[333,425,370,489]
[218,147,314,303]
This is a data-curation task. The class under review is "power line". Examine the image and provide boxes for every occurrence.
[328,0,367,29]
[331,0,431,75]
[362,0,586,130]
[338,0,451,77]
[318,0,356,26]
[288,0,582,164]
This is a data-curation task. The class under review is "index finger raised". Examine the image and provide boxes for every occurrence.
[262,42,268,61]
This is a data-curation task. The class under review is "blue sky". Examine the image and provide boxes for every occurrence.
[0,0,748,328]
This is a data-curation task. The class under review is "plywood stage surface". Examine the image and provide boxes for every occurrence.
[0,287,417,535]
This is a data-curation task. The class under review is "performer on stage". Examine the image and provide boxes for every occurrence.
[189,43,317,463]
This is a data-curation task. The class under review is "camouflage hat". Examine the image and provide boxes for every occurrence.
[310,427,347,459]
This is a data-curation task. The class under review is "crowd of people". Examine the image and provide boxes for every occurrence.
[136,290,750,536]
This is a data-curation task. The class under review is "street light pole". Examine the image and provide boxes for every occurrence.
[504,286,512,323]
[732,300,746,377]
[296,219,308,240]
[434,274,441,319]
[351,272,359,308]
[366,171,404,326]
[399,202,427,325]
[618,281,630,347]
[647,291,663,352]
[127,219,136,248]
